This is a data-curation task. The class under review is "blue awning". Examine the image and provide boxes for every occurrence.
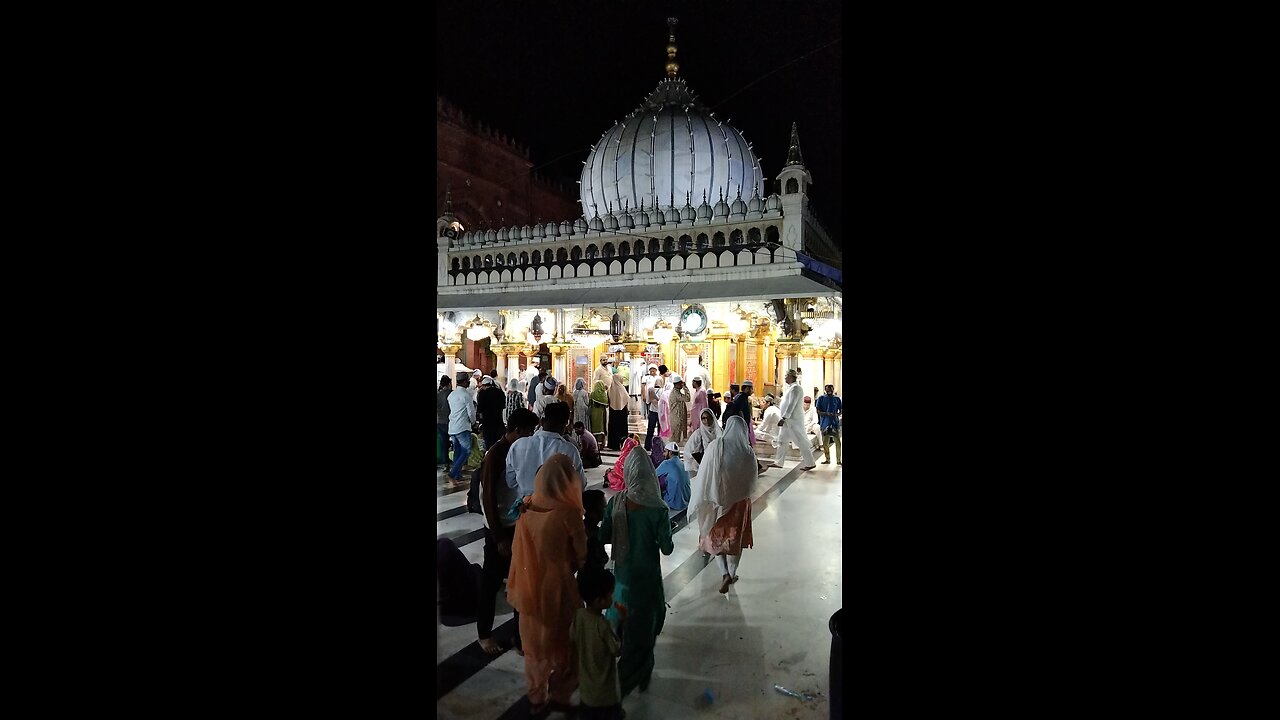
[797,253,841,284]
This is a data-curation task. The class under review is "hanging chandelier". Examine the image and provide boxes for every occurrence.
[464,315,494,341]
[572,326,609,350]
[652,320,676,345]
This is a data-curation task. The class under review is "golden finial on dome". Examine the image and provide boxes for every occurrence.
[665,17,679,77]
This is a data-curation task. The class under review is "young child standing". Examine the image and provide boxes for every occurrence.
[583,489,609,571]
[570,567,624,719]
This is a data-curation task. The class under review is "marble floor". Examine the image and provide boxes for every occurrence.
[436,438,842,719]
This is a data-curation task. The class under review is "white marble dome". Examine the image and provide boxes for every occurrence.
[579,78,764,220]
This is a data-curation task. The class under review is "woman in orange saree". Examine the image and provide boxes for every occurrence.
[506,453,588,715]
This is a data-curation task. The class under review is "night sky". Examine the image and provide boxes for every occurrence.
[435,0,844,238]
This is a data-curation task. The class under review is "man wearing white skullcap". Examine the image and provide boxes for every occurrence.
[665,375,692,444]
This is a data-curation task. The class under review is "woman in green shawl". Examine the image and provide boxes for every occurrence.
[599,449,673,697]
[589,380,609,435]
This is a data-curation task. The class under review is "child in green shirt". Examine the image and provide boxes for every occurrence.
[570,567,625,719]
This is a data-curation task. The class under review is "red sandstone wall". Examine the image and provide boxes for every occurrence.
[437,97,581,231]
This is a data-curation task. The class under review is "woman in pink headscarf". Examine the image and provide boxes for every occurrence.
[687,377,708,434]
[606,436,641,491]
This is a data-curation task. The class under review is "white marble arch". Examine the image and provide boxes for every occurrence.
[654,257,667,272]
[466,272,477,285]
[609,260,622,275]
[687,254,701,270]
[474,271,486,284]
[639,257,652,273]
[739,250,754,265]
[755,248,771,265]
[593,262,606,276]
[550,265,562,279]
[720,250,735,267]
[702,252,717,268]
[501,269,512,283]
[670,255,684,271]
[578,263,592,278]
[564,265,575,278]
[624,258,637,274]
[536,266,548,280]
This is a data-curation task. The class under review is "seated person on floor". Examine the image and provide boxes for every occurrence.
[755,395,783,447]
[572,421,603,468]
[657,441,691,511]
[436,537,482,626]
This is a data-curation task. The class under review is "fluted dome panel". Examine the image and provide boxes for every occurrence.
[580,80,764,221]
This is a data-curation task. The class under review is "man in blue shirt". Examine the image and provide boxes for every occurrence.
[815,384,842,465]
[447,374,478,487]
[657,441,691,511]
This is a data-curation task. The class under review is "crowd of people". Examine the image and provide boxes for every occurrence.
[437,356,839,712]
[437,358,843,718]
[439,362,844,498]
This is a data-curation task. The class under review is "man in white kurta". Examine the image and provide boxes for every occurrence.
[756,396,783,447]
[773,370,818,469]
[802,395,825,453]
[592,357,613,390]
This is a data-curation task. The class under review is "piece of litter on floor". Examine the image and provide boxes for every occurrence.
[774,684,821,702]
[692,687,716,709]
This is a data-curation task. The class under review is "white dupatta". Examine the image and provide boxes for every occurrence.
[691,415,756,540]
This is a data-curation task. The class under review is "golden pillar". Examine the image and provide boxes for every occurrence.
[799,345,822,398]
[549,342,571,382]
[707,323,732,391]
[834,349,843,397]
[756,327,773,388]
[775,342,801,391]
[735,333,749,386]
[440,343,462,383]
[823,349,837,395]
[663,336,678,372]
[500,343,524,383]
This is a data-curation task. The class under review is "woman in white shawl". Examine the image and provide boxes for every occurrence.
[599,449,674,696]
[691,415,755,594]
[684,407,719,475]
[571,377,591,428]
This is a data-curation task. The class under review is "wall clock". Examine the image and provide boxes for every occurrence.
[679,304,708,338]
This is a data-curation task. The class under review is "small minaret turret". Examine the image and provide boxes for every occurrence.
[775,124,813,260]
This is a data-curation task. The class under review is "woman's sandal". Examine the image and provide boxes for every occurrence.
[719,574,732,594]
[729,575,740,584]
